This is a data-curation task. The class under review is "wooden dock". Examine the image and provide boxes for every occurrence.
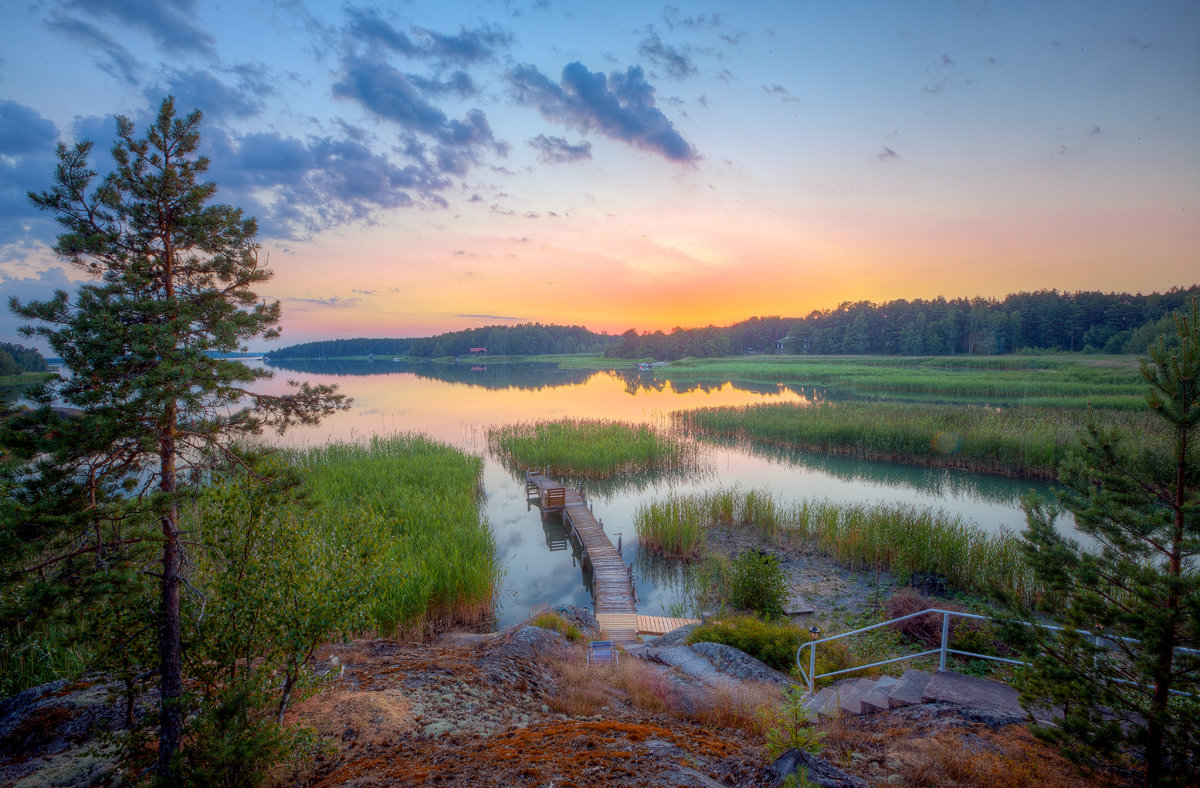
[525,470,698,644]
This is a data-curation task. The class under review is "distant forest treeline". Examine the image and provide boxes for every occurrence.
[265,323,616,360]
[264,287,1199,362]
[604,287,1200,360]
[263,337,415,360]
[0,342,48,376]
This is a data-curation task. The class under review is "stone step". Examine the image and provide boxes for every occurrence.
[837,677,879,715]
[859,674,899,713]
[921,670,1024,715]
[888,669,934,709]
[804,669,1028,720]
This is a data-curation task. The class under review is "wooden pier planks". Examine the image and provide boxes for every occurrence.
[527,472,639,643]
[636,615,701,636]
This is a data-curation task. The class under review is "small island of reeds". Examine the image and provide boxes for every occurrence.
[487,418,701,481]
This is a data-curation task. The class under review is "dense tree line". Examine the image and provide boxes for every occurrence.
[271,287,1200,364]
[407,323,615,357]
[266,324,616,360]
[264,336,416,360]
[783,287,1200,356]
[604,317,792,361]
[0,342,49,376]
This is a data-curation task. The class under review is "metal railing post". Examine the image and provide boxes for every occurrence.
[939,612,950,672]
[809,644,817,693]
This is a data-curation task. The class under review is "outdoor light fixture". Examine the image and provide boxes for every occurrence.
[809,626,821,640]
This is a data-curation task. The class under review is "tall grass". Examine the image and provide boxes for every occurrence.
[488,418,701,480]
[636,487,1036,605]
[674,402,1163,478]
[635,487,789,558]
[286,434,500,636]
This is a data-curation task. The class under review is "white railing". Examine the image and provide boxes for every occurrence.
[795,607,1197,695]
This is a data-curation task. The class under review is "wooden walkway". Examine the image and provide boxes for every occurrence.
[525,470,701,646]
[526,471,641,643]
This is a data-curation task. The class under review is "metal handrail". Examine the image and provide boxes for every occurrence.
[795,607,1198,694]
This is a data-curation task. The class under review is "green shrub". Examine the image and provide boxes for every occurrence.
[688,615,803,673]
[728,550,788,619]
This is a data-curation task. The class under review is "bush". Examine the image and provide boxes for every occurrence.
[885,589,1006,657]
[688,615,803,673]
[727,550,788,619]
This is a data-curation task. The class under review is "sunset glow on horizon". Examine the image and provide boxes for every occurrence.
[1,1,1196,348]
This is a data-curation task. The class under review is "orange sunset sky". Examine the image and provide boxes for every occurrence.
[1,1,1197,347]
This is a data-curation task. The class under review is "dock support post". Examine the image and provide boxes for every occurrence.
[617,532,622,554]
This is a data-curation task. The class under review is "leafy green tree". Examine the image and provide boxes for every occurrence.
[6,97,347,781]
[1011,298,1199,785]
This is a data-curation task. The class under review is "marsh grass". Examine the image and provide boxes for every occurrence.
[488,418,701,480]
[637,487,1036,605]
[675,402,1163,478]
[662,354,1147,407]
[287,434,500,636]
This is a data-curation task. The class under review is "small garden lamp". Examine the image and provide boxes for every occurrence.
[809,626,821,641]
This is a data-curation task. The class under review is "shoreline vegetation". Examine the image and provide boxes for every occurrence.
[674,401,1164,479]
[289,435,500,636]
[634,487,1036,606]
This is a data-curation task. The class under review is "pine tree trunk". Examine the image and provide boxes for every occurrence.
[155,408,183,782]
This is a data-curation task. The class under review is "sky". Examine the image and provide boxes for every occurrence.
[1,0,1197,349]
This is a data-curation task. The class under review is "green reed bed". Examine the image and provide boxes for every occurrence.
[674,401,1163,478]
[288,434,500,635]
[635,487,1037,605]
[488,418,700,480]
[635,487,800,558]
[660,355,1146,407]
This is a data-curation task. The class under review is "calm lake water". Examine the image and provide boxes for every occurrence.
[256,359,1055,630]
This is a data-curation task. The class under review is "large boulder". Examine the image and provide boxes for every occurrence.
[689,642,798,689]
[644,642,800,691]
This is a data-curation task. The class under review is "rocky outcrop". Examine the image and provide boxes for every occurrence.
[769,748,871,788]
[642,641,800,691]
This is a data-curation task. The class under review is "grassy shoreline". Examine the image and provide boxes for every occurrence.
[674,401,1162,479]
[290,434,499,635]
[656,354,1147,408]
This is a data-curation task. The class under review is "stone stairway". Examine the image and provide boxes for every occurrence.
[804,669,1025,718]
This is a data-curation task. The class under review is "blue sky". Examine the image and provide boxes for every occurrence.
[1,0,1197,348]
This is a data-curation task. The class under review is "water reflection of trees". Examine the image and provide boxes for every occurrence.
[265,358,597,390]
[696,434,1050,507]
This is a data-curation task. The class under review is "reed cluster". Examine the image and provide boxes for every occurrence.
[634,487,789,558]
[635,486,1036,605]
[488,418,700,480]
[674,402,1163,478]
[286,434,500,635]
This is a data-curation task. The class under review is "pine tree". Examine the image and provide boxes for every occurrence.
[7,97,348,781]
[1013,297,1199,785]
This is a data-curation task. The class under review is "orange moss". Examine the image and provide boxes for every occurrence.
[312,719,756,787]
